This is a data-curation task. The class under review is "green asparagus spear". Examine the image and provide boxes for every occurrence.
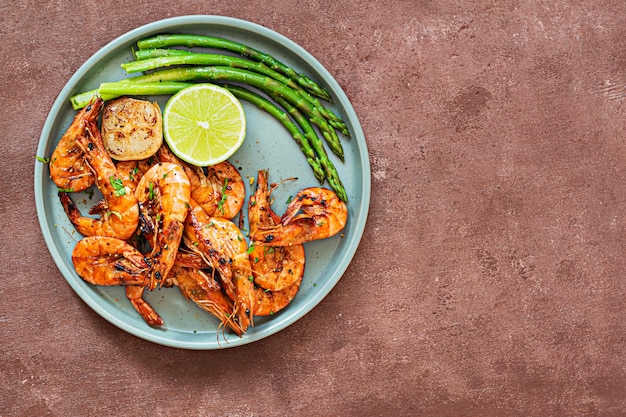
[128,49,349,136]
[273,96,348,202]
[98,81,193,96]
[221,85,325,183]
[135,33,332,102]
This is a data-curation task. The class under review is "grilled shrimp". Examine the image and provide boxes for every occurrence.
[204,161,246,219]
[59,120,139,240]
[166,264,244,336]
[72,236,150,286]
[134,162,190,290]
[248,170,305,291]
[157,145,245,219]
[250,187,348,246]
[49,98,103,192]
[183,201,254,331]
[253,273,303,316]
[72,236,164,326]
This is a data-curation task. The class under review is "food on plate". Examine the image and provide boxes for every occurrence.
[101,97,163,161]
[44,33,351,339]
[72,235,150,286]
[166,264,245,336]
[247,170,305,316]
[68,33,350,201]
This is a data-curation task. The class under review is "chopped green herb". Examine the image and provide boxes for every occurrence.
[57,187,74,193]
[35,155,50,164]
[248,275,254,282]
[148,181,155,200]
[106,210,122,220]
[286,195,293,204]
[129,166,139,181]
[87,188,95,200]
[246,242,255,254]
[217,178,229,214]
[109,176,126,196]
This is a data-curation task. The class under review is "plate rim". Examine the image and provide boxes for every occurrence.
[34,14,371,349]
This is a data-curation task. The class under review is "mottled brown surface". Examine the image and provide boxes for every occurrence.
[2,1,625,416]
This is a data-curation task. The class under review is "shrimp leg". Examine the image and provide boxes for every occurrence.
[125,286,164,326]
[167,264,244,336]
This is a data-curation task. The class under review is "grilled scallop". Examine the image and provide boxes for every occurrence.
[101,97,163,161]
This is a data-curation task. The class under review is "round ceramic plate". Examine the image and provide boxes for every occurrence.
[34,15,370,349]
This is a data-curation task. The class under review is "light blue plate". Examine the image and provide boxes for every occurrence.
[34,15,370,349]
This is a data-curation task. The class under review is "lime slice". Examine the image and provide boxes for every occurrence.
[163,84,246,166]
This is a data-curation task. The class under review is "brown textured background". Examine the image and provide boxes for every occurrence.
[2,1,625,416]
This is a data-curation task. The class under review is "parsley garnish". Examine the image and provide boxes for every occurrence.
[129,166,139,181]
[35,155,50,164]
[106,210,122,220]
[217,178,229,214]
[109,176,126,196]
[246,242,255,254]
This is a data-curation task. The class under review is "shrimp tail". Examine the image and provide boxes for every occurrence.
[58,192,86,228]
[125,285,164,326]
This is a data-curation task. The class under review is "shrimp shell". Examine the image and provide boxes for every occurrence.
[71,236,150,286]
[134,162,191,290]
[49,98,102,192]
[59,120,139,241]
[250,187,348,246]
